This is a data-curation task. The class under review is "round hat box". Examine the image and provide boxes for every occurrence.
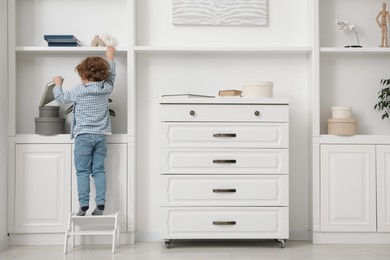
[331,106,352,119]
[35,117,65,135]
[241,81,273,98]
[39,106,60,118]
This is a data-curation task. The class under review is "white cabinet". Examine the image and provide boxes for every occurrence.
[376,145,390,232]
[320,145,376,232]
[14,142,127,235]
[15,144,71,233]
[160,98,289,248]
[320,144,390,239]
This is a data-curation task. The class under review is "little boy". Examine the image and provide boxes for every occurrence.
[53,46,116,216]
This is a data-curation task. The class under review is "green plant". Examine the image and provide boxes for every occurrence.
[65,98,116,117]
[374,79,390,119]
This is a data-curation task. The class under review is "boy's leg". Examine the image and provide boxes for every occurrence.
[91,135,107,215]
[74,134,94,215]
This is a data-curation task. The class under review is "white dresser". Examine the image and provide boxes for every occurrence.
[159,97,289,248]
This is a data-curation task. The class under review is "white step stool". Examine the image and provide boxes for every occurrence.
[64,211,120,254]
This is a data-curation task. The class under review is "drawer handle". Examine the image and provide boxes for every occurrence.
[213,133,237,138]
[213,189,236,193]
[213,221,236,226]
[254,111,261,116]
[189,110,195,116]
[213,159,236,164]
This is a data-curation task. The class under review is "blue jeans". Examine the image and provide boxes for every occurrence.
[74,134,107,208]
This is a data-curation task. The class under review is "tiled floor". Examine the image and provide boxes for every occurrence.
[0,240,389,260]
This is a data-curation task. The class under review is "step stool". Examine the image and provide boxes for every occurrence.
[64,211,120,254]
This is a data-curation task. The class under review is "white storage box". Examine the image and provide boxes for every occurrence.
[331,106,352,119]
[241,81,273,98]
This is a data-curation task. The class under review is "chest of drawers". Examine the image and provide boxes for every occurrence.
[159,97,289,248]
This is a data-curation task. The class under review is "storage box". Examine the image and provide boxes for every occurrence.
[328,118,357,135]
[35,117,65,135]
[331,106,352,119]
[39,106,59,118]
[241,81,273,98]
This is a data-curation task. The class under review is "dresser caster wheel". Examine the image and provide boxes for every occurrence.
[277,239,286,248]
[164,239,172,249]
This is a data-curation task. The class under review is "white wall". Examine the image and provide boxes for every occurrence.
[135,0,311,241]
[0,0,9,251]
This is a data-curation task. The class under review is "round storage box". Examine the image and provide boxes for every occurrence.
[35,117,65,135]
[241,81,273,98]
[39,106,60,118]
[331,106,352,119]
[328,118,357,136]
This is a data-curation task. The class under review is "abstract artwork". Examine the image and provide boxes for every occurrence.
[173,0,268,26]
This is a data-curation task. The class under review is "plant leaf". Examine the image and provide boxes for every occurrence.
[109,109,116,117]
[65,105,73,114]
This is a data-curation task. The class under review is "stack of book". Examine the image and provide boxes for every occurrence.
[44,35,80,47]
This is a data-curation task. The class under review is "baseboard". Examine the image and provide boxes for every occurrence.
[0,236,9,251]
[313,232,390,244]
[289,230,311,241]
[9,232,135,246]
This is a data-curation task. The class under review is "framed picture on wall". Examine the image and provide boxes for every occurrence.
[173,0,268,26]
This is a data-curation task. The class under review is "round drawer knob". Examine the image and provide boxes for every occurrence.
[189,110,195,116]
[254,111,261,116]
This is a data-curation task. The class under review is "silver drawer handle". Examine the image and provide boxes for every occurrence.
[189,110,195,116]
[213,221,236,225]
[254,110,261,116]
[213,159,236,164]
[213,189,236,193]
[213,133,236,138]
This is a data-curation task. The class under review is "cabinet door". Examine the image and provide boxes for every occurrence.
[72,143,127,230]
[320,145,376,232]
[377,145,390,232]
[15,144,71,233]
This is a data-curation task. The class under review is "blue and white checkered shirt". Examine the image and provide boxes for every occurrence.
[53,61,116,139]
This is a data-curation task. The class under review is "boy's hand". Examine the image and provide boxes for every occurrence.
[106,46,116,61]
[53,76,64,87]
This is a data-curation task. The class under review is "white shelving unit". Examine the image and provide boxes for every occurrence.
[7,0,136,245]
[134,46,312,54]
[312,0,390,243]
[136,0,312,243]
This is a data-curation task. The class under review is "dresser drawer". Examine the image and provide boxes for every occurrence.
[160,175,288,206]
[160,207,289,239]
[161,148,288,174]
[161,123,288,148]
[161,104,288,122]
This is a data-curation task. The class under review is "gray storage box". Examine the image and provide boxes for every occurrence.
[35,117,65,135]
[39,106,60,118]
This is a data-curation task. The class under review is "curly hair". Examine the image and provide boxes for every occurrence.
[76,56,109,82]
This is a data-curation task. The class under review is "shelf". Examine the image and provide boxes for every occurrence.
[15,46,127,54]
[134,46,312,54]
[320,47,390,54]
[320,135,390,144]
[10,134,128,144]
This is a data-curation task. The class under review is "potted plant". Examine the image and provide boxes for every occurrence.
[65,98,116,117]
[374,79,390,119]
